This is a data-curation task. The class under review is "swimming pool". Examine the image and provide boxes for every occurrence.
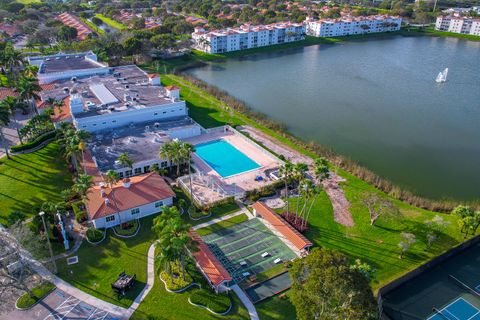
[195,140,261,178]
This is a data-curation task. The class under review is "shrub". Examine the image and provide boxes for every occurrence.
[86,228,104,242]
[72,202,87,223]
[160,261,193,291]
[16,282,55,309]
[113,220,139,236]
[11,130,56,152]
[189,289,231,314]
[7,211,26,225]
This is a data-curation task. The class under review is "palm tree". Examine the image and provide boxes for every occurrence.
[313,157,330,183]
[16,76,41,115]
[179,142,195,208]
[104,169,122,225]
[159,139,183,176]
[2,43,24,82]
[278,160,294,218]
[73,174,94,200]
[0,104,11,159]
[117,152,134,172]
[292,162,308,216]
[296,179,314,223]
[302,185,322,230]
[0,96,28,144]
[152,206,195,280]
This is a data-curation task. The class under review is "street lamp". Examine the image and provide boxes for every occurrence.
[39,211,57,274]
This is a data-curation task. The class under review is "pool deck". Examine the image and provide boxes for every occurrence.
[183,130,281,203]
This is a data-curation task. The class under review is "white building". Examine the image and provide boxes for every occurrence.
[27,51,109,84]
[305,15,402,37]
[435,15,480,36]
[192,22,305,54]
[85,172,175,229]
[37,63,188,132]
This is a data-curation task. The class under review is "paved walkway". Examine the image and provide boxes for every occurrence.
[232,285,259,320]
[0,110,33,159]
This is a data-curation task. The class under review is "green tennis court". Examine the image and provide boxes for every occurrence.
[201,218,297,283]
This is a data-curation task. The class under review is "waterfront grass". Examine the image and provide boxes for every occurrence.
[195,213,248,236]
[401,26,480,41]
[158,74,469,285]
[0,143,72,226]
[94,14,127,30]
[80,18,105,35]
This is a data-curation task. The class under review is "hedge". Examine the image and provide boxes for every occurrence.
[16,282,55,309]
[11,130,57,152]
[189,289,231,314]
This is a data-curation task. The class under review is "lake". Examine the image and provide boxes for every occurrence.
[188,36,480,201]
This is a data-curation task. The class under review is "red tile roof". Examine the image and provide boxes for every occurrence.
[79,148,103,185]
[85,172,175,220]
[190,231,232,286]
[164,85,179,91]
[57,13,93,41]
[0,87,18,100]
[252,201,313,251]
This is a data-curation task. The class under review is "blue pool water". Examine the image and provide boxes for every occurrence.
[195,140,260,178]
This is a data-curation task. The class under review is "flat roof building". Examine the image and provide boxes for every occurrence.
[435,15,480,36]
[192,21,305,54]
[305,15,402,37]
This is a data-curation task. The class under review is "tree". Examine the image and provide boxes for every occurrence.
[279,160,294,218]
[152,206,196,280]
[452,205,480,239]
[117,152,134,171]
[1,43,24,82]
[58,25,78,42]
[424,215,449,250]
[0,96,28,144]
[398,232,416,259]
[123,37,143,55]
[350,259,376,281]
[0,104,11,159]
[159,139,184,176]
[290,248,377,320]
[91,16,103,26]
[72,174,93,200]
[131,17,146,29]
[362,192,399,226]
[179,142,195,208]
[16,76,41,115]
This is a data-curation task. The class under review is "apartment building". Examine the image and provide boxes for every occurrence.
[305,15,402,37]
[435,15,480,36]
[192,22,305,54]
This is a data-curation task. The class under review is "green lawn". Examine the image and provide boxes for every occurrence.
[130,249,250,320]
[16,282,55,309]
[402,26,480,41]
[80,18,105,36]
[16,0,41,3]
[0,143,72,225]
[57,217,158,307]
[256,291,296,320]
[94,14,127,30]
[196,213,249,236]
[152,74,472,319]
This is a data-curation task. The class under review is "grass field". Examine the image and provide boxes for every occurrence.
[94,14,127,30]
[80,18,105,36]
[16,0,41,3]
[57,216,156,307]
[0,143,72,225]
[402,26,480,41]
[154,73,472,319]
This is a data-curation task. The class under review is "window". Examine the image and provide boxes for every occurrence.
[155,201,163,208]
[131,208,140,215]
[161,161,168,168]
[125,170,132,177]
[119,172,124,178]
[154,112,158,116]
[144,165,150,173]
[134,167,142,175]
[106,215,116,222]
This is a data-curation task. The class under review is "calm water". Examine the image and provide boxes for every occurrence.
[188,36,480,200]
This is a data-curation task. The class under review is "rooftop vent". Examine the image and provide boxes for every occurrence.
[71,77,77,82]
[122,178,131,188]
[145,125,150,132]
[154,122,160,128]
[63,87,69,93]
[104,198,110,205]
[129,137,136,143]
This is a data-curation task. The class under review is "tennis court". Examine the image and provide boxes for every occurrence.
[427,298,480,320]
[382,243,480,320]
[245,272,292,303]
[201,218,297,283]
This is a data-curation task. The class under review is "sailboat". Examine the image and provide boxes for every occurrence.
[435,68,448,83]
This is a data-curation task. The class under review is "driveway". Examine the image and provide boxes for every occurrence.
[1,289,121,320]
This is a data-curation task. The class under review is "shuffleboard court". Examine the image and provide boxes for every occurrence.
[246,272,292,304]
[201,218,296,283]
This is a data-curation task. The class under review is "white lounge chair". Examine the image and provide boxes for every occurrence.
[261,252,269,258]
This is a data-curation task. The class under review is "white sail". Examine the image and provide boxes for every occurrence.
[435,68,448,83]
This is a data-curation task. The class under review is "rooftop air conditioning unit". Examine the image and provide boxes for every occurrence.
[154,122,160,128]
[145,125,150,132]
[129,137,136,143]
[125,85,129,89]
[71,77,77,82]
[63,87,69,93]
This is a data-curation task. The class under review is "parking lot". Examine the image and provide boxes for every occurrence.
[2,289,119,320]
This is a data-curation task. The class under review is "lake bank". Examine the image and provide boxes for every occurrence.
[186,36,480,201]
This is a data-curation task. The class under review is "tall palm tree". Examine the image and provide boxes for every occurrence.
[302,184,322,230]
[0,104,11,159]
[278,160,294,218]
[104,169,122,225]
[293,162,308,216]
[152,206,195,280]
[297,179,314,223]
[16,76,41,115]
[0,96,28,144]
[159,139,183,176]
[117,152,134,173]
[73,174,94,200]
[2,43,24,82]
[179,142,195,208]
[313,157,330,183]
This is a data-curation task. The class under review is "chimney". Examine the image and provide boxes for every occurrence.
[104,198,110,205]
[123,178,131,188]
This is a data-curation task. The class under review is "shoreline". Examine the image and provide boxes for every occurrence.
[157,72,480,210]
